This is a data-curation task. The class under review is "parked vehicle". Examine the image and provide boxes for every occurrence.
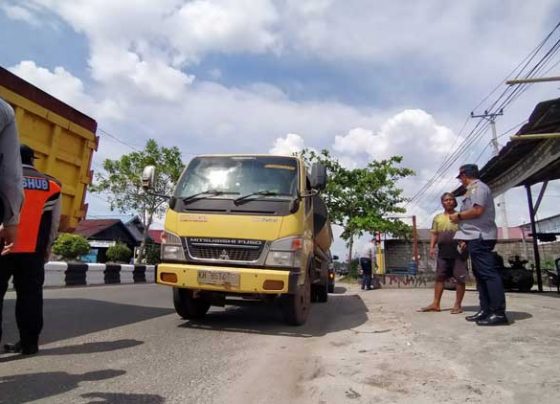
[328,254,338,293]
[142,154,332,325]
[0,66,98,231]
[336,263,349,276]
[494,253,534,292]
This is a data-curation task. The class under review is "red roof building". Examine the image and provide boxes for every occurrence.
[148,229,164,244]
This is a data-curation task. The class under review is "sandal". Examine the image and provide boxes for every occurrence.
[450,308,463,314]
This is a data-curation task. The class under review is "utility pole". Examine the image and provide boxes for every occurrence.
[471,109,509,239]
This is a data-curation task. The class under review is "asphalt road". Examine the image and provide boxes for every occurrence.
[0,283,368,403]
[1,283,559,403]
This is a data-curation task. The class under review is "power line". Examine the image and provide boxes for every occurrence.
[97,127,198,164]
[407,20,560,210]
[422,121,541,215]
[98,128,140,151]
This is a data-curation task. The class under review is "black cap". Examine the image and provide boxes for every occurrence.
[456,164,479,179]
[20,144,38,165]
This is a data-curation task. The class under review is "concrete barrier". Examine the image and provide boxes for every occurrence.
[86,264,106,285]
[132,264,146,283]
[42,262,156,288]
[104,263,121,284]
[121,264,134,283]
[65,262,88,286]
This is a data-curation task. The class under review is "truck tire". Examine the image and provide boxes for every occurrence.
[315,282,328,303]
[173,288,210,320]
[282,271,311,326]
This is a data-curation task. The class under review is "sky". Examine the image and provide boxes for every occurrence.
[2,0,560,258]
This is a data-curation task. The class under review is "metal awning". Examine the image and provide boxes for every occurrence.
[479,98,560,195]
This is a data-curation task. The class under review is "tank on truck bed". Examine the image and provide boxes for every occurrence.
[0,66,98,231]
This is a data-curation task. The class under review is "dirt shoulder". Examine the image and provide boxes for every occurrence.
[221,283,560,404]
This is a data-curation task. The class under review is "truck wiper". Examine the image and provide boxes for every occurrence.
[182,190,239,204]
[233,190,279,205]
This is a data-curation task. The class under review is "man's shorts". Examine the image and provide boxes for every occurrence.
[436,256,467,283]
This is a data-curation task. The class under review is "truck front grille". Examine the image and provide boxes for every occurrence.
[186,238,265,262]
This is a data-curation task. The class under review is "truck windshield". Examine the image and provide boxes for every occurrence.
[175,156,299,201]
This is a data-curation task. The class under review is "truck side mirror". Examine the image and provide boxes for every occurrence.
[310,163,327,190]
[333,255,339,261]
[142,165,156,190]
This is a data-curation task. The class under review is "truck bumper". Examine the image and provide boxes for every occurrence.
[156,263,298,294]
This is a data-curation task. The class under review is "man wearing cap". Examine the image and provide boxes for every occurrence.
[0,144,62,355]
[0,97,24,255]
[450,164,507,326]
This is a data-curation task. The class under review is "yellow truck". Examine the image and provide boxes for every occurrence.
[0,66,98,231]
[142,154,332,325]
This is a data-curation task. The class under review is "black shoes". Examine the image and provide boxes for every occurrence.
[4,341,39,355]
[476,313,509,326]
[466,310,509,326]
[4,341,21,353]
[465,311,489,322]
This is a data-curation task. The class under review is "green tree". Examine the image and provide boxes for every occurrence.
[300,149,414,261]
[144,242,162,265]
[90,139,184,262]
[106,242,132,263]
[52,233,91,261]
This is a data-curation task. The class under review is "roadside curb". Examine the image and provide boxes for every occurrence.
[44,262,156,287]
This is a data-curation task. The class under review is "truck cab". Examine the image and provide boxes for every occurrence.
[143,154,331,325]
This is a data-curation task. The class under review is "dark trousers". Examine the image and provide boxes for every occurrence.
[0,253,45,347]
[361,273,372,289]
[467,238,506,314]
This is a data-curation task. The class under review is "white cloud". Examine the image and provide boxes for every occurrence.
[6,0,559,256]
[333,110,460,176]
[18,0,279,80]
[269,133,306,156]
[333,127,378,156]
[280,2,557,77]
[1,4,41,26]
[9,61,122,121]
[10,61,84,100]
[208,68,223,81]
[12,1,557,118]
[164,0,280,64]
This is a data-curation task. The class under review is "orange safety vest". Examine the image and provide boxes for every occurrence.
[12,169,61,253]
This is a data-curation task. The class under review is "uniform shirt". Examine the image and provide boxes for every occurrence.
[0,97,24,225]
[454,179,497,240]
[431,212,459,258]
[362,243,376,261]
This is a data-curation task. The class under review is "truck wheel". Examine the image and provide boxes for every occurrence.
[282,271,311,326]
[173,288,210,319]
[310,284,318,303]
[315,283,328,303]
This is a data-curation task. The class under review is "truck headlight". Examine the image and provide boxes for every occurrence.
[265,236,303,267]
[161,231,186,261]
